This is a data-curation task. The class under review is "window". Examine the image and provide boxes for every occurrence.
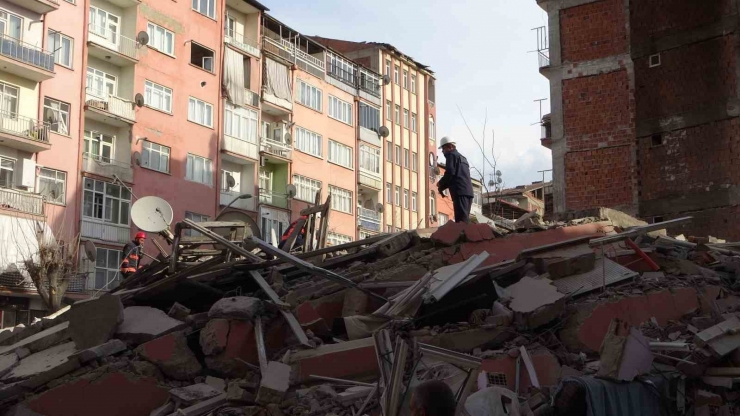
[243,56,251,89]
[297,79,322,112]
[394,186,400,205]
[386,100,391,121]
[385,60,391,76]
[141,141,170,173]
[411,74,417,94]
[293,174,322,202]
[0,82,17,117]
[188,97,213,127]
[190,42,214,72]
[429,118,436,140]
[328,96,353,125]
[88,7,118,45]
[43,98,70,135]
[86,67,116,99]
[386,182,392,201]
[360,145,380,175]
[411,113,417,132]
[38,168,66,205]
[439,213,449,226]
[82,178,131,226]
[225,104,258,144]
[394,105,400,124]
[0,11,22,41]
[386,141,393,162]
[430,193,436,215]
[474,190,482,206]
[328,232,352,246]
[259,168,272,201]
[329,186,352,214]
[145,81,172,113]
[328,140,353,169]
[403,70,408,89]
[327,53,356,85]
[403,189,409,209]
[359,103,380,132]
[395,145,401,165]
[147,22,174,55]
[47,30,73,68]
[403,109,409,128]
[404,149,410,168]
[93,248,123,290]
[412,192,417,211]
[84,131,114,162]
[295,126,322,157]
[394,65,399,84]
[192,0,216,19]
[0,157,13,188]
[184,212,209,237]
[186,153,213,185]
[262,215,286,246]
[412,152,418,172]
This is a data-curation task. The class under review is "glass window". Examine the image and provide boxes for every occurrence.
[386,141,392,162]
[412,192,417,211]
[141,141,170,173]
[404,149,410,168]
[359,103,380,132]
[328,232,352,246]
[38,168,66,205]
[0,82,19,116]
[386,182,392,201]
[328,95,353,125]
[297,79,322,112]
[145,80,173,113]
[147,22,174,55]
[429,118,436,140]
[394,105,400,124]
[43,98,70,135]
[0,156,14,188]
[395,145,401,164]
[411,113,417,133]
[394,186,400,205]
[329,186,352,214]
[191,0,216,19]
[360,145,380,175]
[188,97,213,127]
[224,103,258,144]
[403,109,409,128]
[47,30,73,68]
[84,130,114,162]
[86,67,117,99]
[185,153,213,185]
[328,140,352,169]
[190,42,214,71]
[394,65,399,84]
[293,174,322,202]
[184,211,209,237]
[439,213,448,225]
[295,126,322,157]
[93,248,122,290]
[403,189,409,209]
[412,152,418,172]
[403,70,408,89]
[411,74,417,94]
[82,178,131,226]
[385,100,391,121]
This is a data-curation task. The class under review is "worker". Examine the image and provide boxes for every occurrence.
[410,380,456,416]
[120,232,146,279]
[437,136,474,223]
[278,215,308,250]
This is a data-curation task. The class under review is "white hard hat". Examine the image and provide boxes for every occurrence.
[438,136,456,149]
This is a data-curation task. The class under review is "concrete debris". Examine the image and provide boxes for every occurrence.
[135,330,202,380]
[115,306,187,344]
[208,297,263,321]
[65,295,123,350]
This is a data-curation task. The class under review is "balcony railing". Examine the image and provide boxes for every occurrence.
[533,26,550,68]
[260,136,292,160]
[245,89,260,108]
[0,187,44,216]
[88,23,140,61]
[82,152,134,183]
[223,135,258,160]
[85,89,136,122]
[0,33,54,72]
[262,32,324,78]
[359,171,382,190]
[359,69,381,97]
[224,27,260,57]
[358,207,381,232]
[220,190,255,211]
[81,218,130,243]
[259,188,288,208]
[0,110,50,144]
[326,62,356,88]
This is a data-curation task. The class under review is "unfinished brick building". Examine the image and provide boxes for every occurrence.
[536,0,740,239]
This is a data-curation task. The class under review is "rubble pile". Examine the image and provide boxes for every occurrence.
[0,209,739,415]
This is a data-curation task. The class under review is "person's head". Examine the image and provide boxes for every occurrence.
[438,137,456,154]
[410,380,457,416]
[134,231,146,246]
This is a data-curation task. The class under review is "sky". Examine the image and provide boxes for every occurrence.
[265,0,553,191]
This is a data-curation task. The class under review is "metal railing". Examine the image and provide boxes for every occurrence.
[0,110,50,144]
[88,23,140,61]
[224,26,260,56]
[0,187,44,215]
[223,134,259,159]
[359,69,381,97]
[259,188,288,208]
[260,136,292,159]
[0,33,54,72]
[85,89,136,121]
[245,89,260,108]
[533,26,550,68]
[358,207,381,232]
[326,62,356,87]
[220,190,255,211]
[262,31,324,77]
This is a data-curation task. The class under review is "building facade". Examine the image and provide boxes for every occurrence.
[537,0,740,238]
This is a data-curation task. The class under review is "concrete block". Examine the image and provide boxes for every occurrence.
[694,317,740,358]
[597,320,653,381]
[170,383,223,406]
[2,342,78,385]
[0,323,43,348]
[431,222,466,246]
[72,339,127,364]
[290,337,378,382]
[0,321,70,356]
[256,361,291,404]
[0,353,19,378]
[116,306,187,345]
[208,297,263,320]
[136,331,202,381]
[508,277,566,329]
[199,318,229,356]
[15,348,30,359]
[168,302,191,321]
[66,295,123,350]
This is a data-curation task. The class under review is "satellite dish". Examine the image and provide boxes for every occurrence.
[83,240,97,262]
[133,151,141,166]
[496,177,503,184]
[382,74,391,85]
[215,209,261,242]
[496,170,502,177]
[488,180,495,188]
[137,31,150,46]
[375,203,383,213]
[284,132,292,144]
[134,93,145,108]
[378,126,390,138]
[131,196,174,233]
[226,173,236,188]
[286,184,297,198]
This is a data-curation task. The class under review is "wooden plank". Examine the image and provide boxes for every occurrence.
[588,217,693,247]
[280,309,312,348]
[299,204,324,216]
[184,219,262,263]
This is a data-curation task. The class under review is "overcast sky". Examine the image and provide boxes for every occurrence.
[266,0,552,190]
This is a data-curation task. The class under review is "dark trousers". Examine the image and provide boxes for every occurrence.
[453,195,473,223]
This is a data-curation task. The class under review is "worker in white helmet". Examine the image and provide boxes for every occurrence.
[437,137,474,223]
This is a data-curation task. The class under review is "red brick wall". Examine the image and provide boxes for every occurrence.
[564,146,634,210]
[661,206,740,241]
[634,35,737,121]
[562,70,633,151]
[560,0,627,63]
[630,0,734,41]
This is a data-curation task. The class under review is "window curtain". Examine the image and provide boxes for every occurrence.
[223,48,245,107]
[264,58,292,104]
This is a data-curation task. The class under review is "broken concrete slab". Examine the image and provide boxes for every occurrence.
[375,231,414,257]
[290,337,378,382]
[529,244,596,280]
[72,339,127,364]
[464,223,496,242]
[135,331,202,381]
[170,383,223,406]
[208,297,263,320]
[2,342,77,385]
[341,289,369,317]
[0,353,18,378]
[506,276,565,329]
[199,318,230,356]
[0,321,70,356]
[115,306,187,345]
[256,361,291,404]
[66,295,123,350]
[694,317,740,358]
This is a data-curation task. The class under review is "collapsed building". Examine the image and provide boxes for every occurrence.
[0,207,738,415]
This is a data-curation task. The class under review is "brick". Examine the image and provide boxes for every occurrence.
[289,337,378,382]
[136,331,202,381]
[630,0,734,41]
[431,221,466,246]
[463,223,493,242]
[560,0,627,62]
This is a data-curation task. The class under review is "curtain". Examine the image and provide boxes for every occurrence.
[223,48,245,106]
[264,58,292,102]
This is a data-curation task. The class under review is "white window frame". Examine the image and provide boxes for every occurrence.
[394,105,400,124]
[328,140,353,169]
[385,60,391,76]
[225,104,258,144]
[191,0,216,19]
[295,126,322,158]
[412,152,418,172]
[43,97,70,136]
[411,74,417,94]
[0,10,22,41]
[47,30,73,69]
[430,193,437,215]
[403,109,409,128]
[403,69,408,89]
[293,174,322,202]
[412,192,417,211]
[82,177,131,226]
[328,232,352,246]
[386,182,392,201]
[328,95,353,125]
[394,65,399,84]
[385,100,391,121]
[147,22,175,56]
[144,80,173,113]
[86,67,117,99]
[38,167,66,205]
[439,213,449,226]
[84,130,114,163]
[0,156,13,188]
[404,149,410,168]
[411,113,417,132]
[394,186,400,205]
[188,96,214,128]
[329,185,353,214]
[386,141,392,162]
[395,145,401,165]
[185,153,213,185]
[0,82,18,117]
[93,247,122,291]
[297,79,322,112]
[403,189,409,209]
[429,118,436,140]
[141,140,170,173]
[360,144,380,175]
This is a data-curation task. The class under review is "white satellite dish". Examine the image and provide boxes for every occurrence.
[83,240,97,262]
[131,196,174,233]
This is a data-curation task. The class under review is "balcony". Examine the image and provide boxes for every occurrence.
[359,171,382,190]
[0,111,51,153]
[81,218,130,244]
[262,33,324,79]
[87,24,140,66]
[85,89,136,126]
[6,0,59,14]
[224,27,260,58]
[358,207,381,232]
[223,135,258,161]
[533,26,550,68]
[0,187,44,216]
[220,190,256,212]
[260,136,291,162]
[359,68,382,98]
[0,34,55,82]
[82,153,134,183]
[259,188,288,209]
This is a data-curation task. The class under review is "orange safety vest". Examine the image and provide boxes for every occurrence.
[120,242,142,274]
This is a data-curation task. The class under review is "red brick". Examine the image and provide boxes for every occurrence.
[290,338,378,382]
[630,0,734,45]
[463,223,484,242]
[431,221,466,246]
[560,0,627,62]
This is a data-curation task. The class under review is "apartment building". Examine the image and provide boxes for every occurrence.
[536,0,740,238]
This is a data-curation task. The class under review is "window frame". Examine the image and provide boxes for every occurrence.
[144,80,173,113]
[395,145,401,165]
[47,30,73,69]
[402,69,408,89]
[0,156,13,188]
[329,185,353,214]
[359,144,380,175]
[328,140,353,169]
[404,149,410,168]
[394,65,399,84]
[411,112,417,132]
[385,100,391,121]
[82,177,131,226]
[295,126,323,158]
[394,186,400,205]
[43,97,70,136]
[328,95,353,125]
[411,74,417,94]
[38,167,66,205]
[0,81,18,117]
[296,79,323,112]
[386,141,392,162]
[394,105,400,124]
[412,191,417,211]
[147,22,175,56]
[293,174,322,203]
[191,0,216,19]
[184,211,210,237]
[92,247,123,291]
[386,182,392,201]
[141,140,171,174]
[328,232,352,246]
[187,96,214,128]
[190,41,215,72]
[412,152,418,172]
[185,153,213,185]
[403,108,409,129]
